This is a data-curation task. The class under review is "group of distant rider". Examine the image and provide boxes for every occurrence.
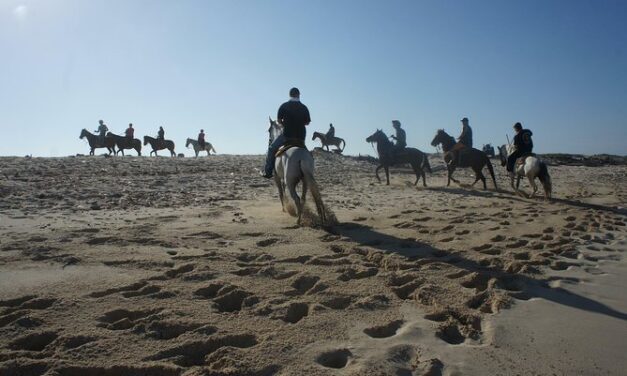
[95,121,207,150]
[261,87,534,178]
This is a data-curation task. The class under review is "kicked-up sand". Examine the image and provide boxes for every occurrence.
[0,151,625,375]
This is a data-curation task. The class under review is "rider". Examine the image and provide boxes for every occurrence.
[326,123,335,139]
[507,122,533,172]
[125,123,134,141]
[157,126,165,147]
[261,87,311,178]
[95,120,108,144]
[449,117,473,166]
[390,120,406,156]
[198,129,206,150]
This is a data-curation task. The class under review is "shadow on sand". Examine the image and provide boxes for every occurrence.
[329,222,627,321]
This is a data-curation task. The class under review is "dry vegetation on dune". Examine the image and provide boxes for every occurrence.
[0,152,625,375]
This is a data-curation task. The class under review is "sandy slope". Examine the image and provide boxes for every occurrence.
[0,152,625,376]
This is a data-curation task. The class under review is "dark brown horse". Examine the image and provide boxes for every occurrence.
[107,132,141,156]
[312,132,346,153]
[79,129,116,155]
[366,129,431,186]
[430,129,497,190]
[143,136,175,157]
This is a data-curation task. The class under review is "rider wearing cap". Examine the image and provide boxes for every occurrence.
[390,120,406,156]
[507,122,534,172]
[449,117,473,166]
[198,129,206,150]
[261,87,311,178]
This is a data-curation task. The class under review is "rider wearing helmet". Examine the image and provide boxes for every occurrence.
[390,120,406,156]
[507,122,533,172]
[198,129,206,150]
[261,87,311,178]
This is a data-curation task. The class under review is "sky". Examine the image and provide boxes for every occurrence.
[0,0,626,157]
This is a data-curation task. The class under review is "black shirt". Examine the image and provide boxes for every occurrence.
[277,100,311,141]
[514,129,533,153]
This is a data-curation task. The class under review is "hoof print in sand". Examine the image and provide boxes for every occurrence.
[98,308,159,330]
[9,331,59,351]
[316,348,352,369]
[145,334,257,367]
[363,320,404,338]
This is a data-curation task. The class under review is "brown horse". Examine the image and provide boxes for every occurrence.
[107,132,141,156]
[79,129,116,155]
[143,136,175,157]
[366,129,431,186]
[312,131,346,153]
[430,129,497,190]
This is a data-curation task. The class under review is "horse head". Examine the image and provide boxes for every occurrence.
[185,138,191,148]
[366,129,385,144]
[430,129,444,146]
[268,117,283,144]
[79,129,88,139]
[497,145,508,166]
[143,136,149,146]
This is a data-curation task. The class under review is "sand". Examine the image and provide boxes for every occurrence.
[0,151,625,376]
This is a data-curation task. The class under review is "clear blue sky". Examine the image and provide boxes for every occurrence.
[1,0,626,157]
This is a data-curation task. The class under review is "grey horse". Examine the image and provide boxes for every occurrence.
[268,117,326,225]
[186,138,216,157]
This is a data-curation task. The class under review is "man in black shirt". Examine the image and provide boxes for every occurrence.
[507,122,534,172]
[262,87,311,178]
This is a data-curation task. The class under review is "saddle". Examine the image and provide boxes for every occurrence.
[275,139,307,157]
[515,153,535,167]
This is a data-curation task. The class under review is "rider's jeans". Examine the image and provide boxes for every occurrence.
[264,134,285,175]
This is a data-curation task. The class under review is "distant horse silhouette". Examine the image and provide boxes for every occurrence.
[143,136,175,157]
[498,144,552,199]
[365,129,431,186]
[79,129,116,155]
[107,132,141,156]
[430,129,497,190]
[312,132,346,153]
[269,117,326,225]
[186,138,216,157]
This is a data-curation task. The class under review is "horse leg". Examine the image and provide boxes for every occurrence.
[527,173,538,197]
[385,166,390,185]
[375,165,383,183]
[287,182,302,225]
[274,174,285,212]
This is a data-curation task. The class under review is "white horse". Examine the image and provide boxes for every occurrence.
[185,138,216,157]
[268,117,326,225]
[498,144,552,199]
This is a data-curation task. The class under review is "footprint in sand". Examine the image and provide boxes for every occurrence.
[363,320,404,338]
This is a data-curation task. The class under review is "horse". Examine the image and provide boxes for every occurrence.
[79,129,116,156]
[498,144,552,199]
[186,138,216,157]
[268,117,326,226]
[107,132,141,156]
[311,132,346,153]
[365,129,431,186]
[430,129,497,190]
[143,136,176,157]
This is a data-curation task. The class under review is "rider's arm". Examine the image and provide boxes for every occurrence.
[304,107,311,126]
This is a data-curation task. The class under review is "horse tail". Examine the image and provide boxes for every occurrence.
[301,161,326,224]
[538,162,552,199]
[423,153,432,173]
[340,139,346,152]
[485,157,497,190]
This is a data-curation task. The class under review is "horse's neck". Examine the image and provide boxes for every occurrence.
[441,134,455,151]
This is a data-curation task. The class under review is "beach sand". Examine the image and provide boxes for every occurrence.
[0,152,625,375]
